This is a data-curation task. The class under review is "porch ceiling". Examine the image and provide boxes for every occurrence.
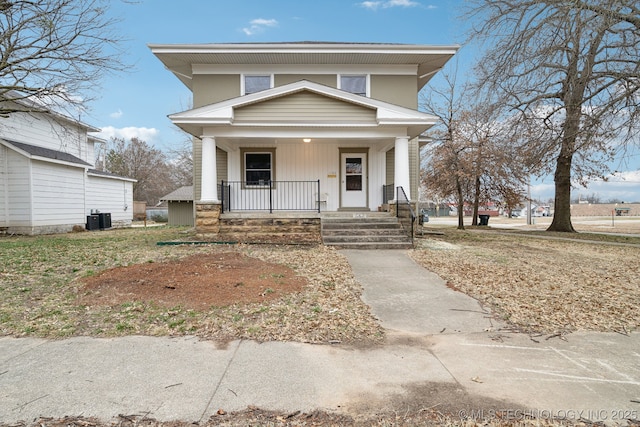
[213,136,398,152]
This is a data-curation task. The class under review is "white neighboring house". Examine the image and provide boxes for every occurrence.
[0,96,135,235]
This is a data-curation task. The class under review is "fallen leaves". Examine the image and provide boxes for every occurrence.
[410,231,640,335]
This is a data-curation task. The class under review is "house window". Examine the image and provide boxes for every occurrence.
[339,75,368,96]
[243,75,272,95]
[241,148,276,186]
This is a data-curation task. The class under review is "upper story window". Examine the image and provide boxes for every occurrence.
[243,75,272,95]
[339,74,368,97]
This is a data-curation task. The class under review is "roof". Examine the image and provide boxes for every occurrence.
[88,168,137,182]
[161,185,194,202]
[1,139,92,167]
[169,80,438,139]
[149,42,459,90]
[2,91,101,133]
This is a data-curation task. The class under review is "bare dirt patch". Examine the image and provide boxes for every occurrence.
[80,252,306,310]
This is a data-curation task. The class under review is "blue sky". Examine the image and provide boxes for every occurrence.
[88,0,640,203]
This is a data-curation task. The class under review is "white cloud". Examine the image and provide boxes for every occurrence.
[532,170,640,203]
[386,0,420,6]
[359,0,422,10]
[98,126,159,143]
[576,170,640,203]
[109,109,123,119]
[360,1,382,10]
[242,18,278,36]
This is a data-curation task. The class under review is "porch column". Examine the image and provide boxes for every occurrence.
[394,136,411,199]
[200,136,218,202]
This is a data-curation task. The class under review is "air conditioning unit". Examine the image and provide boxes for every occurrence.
[97,212,112,229]
[86,215,100,231]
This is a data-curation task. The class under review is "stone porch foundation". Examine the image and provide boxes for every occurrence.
[195,203,321,244]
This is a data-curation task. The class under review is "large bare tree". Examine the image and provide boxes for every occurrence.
[467,0,640,232]
[0,0,125,117]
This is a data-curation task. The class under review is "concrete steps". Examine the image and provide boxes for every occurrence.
[321,213,413,249]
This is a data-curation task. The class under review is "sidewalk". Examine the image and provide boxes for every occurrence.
[1,250,638,424]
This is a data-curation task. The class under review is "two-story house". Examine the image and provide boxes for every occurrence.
[0,94,135,235]
[150,42,457,245]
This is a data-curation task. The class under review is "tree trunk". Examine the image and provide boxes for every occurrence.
[456,177,465,230]
[547,148,576,232]
[472,176,480,226]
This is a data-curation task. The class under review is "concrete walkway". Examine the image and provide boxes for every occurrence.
[1,250,639,424]
[344,249,498,334]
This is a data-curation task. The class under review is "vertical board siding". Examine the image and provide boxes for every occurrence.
[168,201,194,226]
[226,141,386,212]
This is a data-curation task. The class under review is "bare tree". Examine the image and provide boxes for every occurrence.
[421,68,528,228]
[166,137,194,188]
[562,0,640,28]
[467,0,640,232]
[421,69,469,229]
[454,105,528,224]
[105,137,173,206]
[0,0,126,117]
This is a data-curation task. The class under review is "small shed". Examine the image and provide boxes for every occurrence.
[160,186,194,226]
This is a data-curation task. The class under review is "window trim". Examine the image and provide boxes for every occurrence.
[240,147,276,188]
[337,74,369,97]
[241,74,274,95]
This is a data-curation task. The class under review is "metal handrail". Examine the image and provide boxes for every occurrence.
[220,180,321,213]
[396,186,415,246]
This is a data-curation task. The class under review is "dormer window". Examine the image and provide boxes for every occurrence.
[339,74,368,97]
[243,75,272,95]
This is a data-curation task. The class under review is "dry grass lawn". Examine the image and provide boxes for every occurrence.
[410,228,640,335]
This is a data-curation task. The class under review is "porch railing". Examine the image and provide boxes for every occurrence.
[219,180,321,213]
[396,186,415,246]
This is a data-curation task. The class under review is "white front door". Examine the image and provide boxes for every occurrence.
[341,153,367,208]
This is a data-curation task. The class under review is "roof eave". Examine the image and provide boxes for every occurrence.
[149,42,459,90]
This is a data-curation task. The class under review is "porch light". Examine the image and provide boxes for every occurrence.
[303,138,311,143]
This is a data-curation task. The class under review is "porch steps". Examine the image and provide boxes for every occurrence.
[321,213,413,249]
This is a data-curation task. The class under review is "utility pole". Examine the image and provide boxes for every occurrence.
[527,179,532,225]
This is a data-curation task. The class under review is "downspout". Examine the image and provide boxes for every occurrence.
[28,159,34,232]
[2,147,8,226]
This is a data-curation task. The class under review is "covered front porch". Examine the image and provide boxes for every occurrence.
[200,134,414,214]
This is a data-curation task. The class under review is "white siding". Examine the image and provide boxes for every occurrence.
[0,110,90,163]
[227,141,387,211]
[86,175,134,225]
[7,150,31,226]
[31,161,85,226]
